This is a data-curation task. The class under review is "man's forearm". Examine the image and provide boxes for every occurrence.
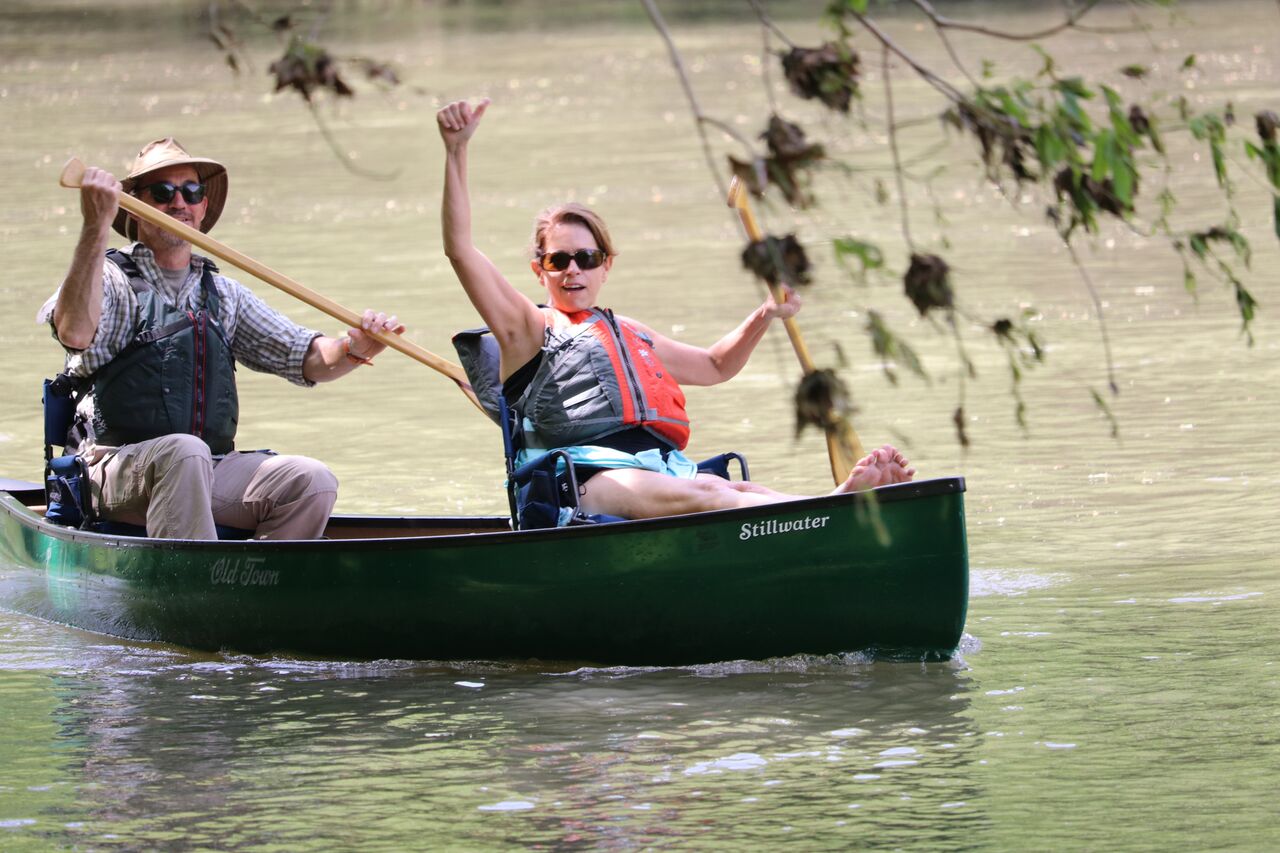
[53,223,111,350]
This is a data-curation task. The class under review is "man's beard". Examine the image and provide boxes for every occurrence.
[142,223,189,250]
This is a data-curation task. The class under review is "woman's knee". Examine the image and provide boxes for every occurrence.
[669,476,740,512]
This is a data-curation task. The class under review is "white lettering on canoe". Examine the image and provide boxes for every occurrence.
[209,556,279,587]
[739,515,831,541]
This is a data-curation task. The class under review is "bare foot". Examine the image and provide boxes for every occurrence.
[832,445,916,494]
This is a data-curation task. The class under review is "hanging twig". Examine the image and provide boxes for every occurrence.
[908,0,1108,41]
[1063,238,1119,394]
[852,12,967,106]
[881,47,915,253]
[642,0,760,199]
[754,2,779,114]
[928,16,981,90]
[305,101,399,180]
[747,0,796,50]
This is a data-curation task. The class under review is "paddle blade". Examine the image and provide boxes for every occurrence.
[727,175,747,210]
[726,176,764,241]
[59,157,86,189]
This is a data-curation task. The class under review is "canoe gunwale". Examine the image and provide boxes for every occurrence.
[1,476,966,552]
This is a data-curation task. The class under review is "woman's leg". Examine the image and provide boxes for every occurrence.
[579,469,788,519]
[577,444,915,520]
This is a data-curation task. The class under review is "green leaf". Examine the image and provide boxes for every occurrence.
[1235,281,1258,345]
[1146,114,1165,155]
[1090,389,1120,439]
[833,237,885,274]
[1182,54,1197,69]
[1034,125,1067,170]
[1031,45,1055,78]
[1113,156,1134,206]
[1227,228,1252,267]
[1210,139,1227,187]
[1054,77,1093,99]
[1091,129,1114,182]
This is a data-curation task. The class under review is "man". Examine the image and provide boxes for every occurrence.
[39,137,403,540]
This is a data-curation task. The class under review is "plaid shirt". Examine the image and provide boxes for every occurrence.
[40,243,321,386]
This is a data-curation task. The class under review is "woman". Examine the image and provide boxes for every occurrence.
[437,98,914,520]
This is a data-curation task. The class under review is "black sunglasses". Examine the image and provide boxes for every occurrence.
[137,180,206,205]
[538,249,607,272]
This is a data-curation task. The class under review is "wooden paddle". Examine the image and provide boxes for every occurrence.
[726,177,865,483]
[58,157,482,412]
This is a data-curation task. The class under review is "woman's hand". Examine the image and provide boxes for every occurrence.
[437,98,491,149]
[763,283,801,321]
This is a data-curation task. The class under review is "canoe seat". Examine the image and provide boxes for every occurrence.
[452,325,750,531]
[42,377,252,540]
[498,396,749,531]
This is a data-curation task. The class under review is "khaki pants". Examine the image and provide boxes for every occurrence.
[87,434,338,540]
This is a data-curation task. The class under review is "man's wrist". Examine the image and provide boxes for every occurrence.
[342,337,375,366]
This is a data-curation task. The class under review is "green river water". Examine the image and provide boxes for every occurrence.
[1,1,1277,848]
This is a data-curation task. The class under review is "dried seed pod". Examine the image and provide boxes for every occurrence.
[794,369,855,438]
[1053,167,1132,217]
[903,253,954,316]
[1128,105,1150,136]
[760,115,825,207]
[269,37,354,102]
[953,406,971,449]
[763,115,824,165]
[780,42,861,113]
[1257,110,1279,144]
[741,234,811,287]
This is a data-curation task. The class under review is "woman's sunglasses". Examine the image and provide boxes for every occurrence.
[137,180,206,205]
[538,249,607,272]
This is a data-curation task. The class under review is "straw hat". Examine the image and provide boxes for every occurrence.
[112,137,228,241]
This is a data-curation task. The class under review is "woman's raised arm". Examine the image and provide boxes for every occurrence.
[438,98,544,376]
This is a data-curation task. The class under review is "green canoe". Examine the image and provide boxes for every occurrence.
[0,476,969,665]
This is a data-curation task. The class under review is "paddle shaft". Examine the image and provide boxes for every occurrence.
[726,177,865,481]
[726,186,819,374]
[59,158,482,412]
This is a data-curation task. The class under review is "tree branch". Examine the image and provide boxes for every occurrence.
[747,0,796,50]
[882,47,915,253]
[1063,238,1119,395]
[642,0,744,199]
[852,12,967,105]
[907,0,1105,42]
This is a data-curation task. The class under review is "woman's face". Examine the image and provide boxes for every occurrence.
[531,221,612,313]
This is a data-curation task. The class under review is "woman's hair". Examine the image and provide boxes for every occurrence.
[530,203,617,258]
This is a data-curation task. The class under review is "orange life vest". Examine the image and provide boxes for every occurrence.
[514,307,691,451]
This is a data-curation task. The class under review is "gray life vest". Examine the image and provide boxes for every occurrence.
[71,249,239,454]
[453,307,690,452]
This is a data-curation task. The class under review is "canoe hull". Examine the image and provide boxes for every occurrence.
[0,478,969,665]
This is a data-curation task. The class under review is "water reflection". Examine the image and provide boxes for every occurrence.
[6,650,987,848]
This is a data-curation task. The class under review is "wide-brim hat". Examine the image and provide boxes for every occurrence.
[112,137,228,241]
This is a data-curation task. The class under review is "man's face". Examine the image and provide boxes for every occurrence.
[131,164,207,251]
